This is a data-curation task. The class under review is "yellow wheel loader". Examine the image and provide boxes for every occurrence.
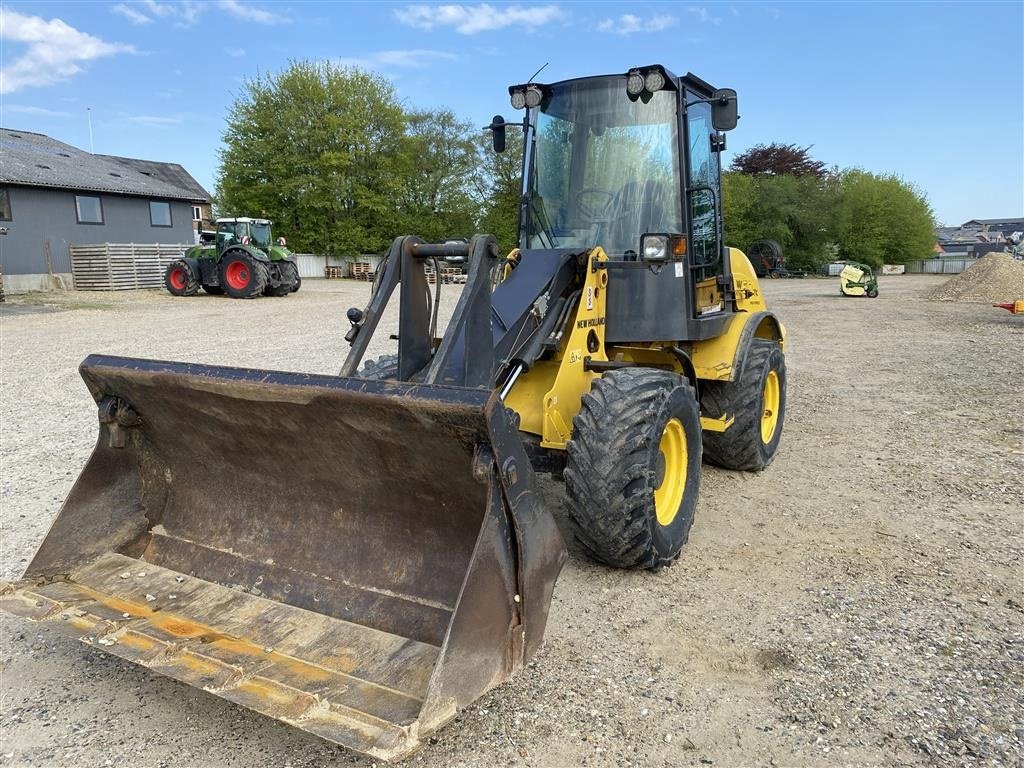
[1,65,786,761]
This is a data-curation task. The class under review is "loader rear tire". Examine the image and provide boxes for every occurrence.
[219,250,268,299]
[700,340,786,472]
[164,260,198,296]
[565,368,702,570]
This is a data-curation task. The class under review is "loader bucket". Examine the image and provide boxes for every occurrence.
[1,355,565,761]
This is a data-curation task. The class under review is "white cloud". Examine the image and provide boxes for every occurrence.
[225,47,247,57]
[111,3,152,24]
[110,1,273,27]
[597,13,676,35]
[336,49,458,70]
[0,9,136,94]
[394,4,564,34]
[127,114,183,126]
[2,104,71,117]
[217,0,282,24]
[686,6,723,25]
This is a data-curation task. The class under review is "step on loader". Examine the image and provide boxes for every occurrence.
[2,65,787,761]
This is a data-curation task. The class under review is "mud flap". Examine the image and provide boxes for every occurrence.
[1,355,566,762]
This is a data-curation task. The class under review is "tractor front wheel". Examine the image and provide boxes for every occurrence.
[164,260,198,296]
[219,251,268,299]
[264,262,300,297]
[565,369,702,570]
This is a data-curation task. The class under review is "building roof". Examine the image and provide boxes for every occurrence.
[0,128,210,202]
[962,218,1024,227]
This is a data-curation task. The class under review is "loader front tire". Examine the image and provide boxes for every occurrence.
[565,368,702,570]
[701,340,786,471]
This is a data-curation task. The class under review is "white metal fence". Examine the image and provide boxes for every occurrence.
[905,258,979,275]
[70,243,192,291]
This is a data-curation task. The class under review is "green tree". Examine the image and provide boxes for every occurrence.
[216,61,406,256]
[722,171,833,269]
[831,170,936,266]
[395,110,479,242]
[472,128,524,253]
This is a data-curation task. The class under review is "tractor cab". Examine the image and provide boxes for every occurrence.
[215,217,273,252]
[501,66,739,342]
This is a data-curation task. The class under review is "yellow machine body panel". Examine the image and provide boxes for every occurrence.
[504,249,609,449]
[506,246,785,445]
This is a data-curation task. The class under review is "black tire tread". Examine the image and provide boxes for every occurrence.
[564,368,699,570]
[701,341,785,471]
[357,354,399,380]
[164,260,198,297]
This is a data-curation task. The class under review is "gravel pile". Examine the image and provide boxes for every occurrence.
[927,252,1024,303]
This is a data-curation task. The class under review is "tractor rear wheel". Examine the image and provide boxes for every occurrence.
[867,286,879,298]
[564,368,702,570]
[164,260,198,296]
[700,340,786,471]
[219,251,268,299]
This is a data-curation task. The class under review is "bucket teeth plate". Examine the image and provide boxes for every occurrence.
[2,552,438,760]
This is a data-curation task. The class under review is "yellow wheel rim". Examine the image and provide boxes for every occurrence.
[761,370,781,444]
[654,418,687,526]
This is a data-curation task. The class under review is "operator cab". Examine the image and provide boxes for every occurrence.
[500,65,738,343]
[215,217,273,250]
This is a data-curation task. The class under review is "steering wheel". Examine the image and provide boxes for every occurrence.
[575,188,615,221]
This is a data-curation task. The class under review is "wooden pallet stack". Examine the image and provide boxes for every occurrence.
[351,263,374,281]
[324,265,345,279]
[424,266,461,285]
[70,243,191,291]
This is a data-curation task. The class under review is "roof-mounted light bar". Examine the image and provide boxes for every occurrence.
[509,84,544,110]
[626,66,671,102]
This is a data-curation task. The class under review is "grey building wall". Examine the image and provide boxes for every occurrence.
[0,185,195,275]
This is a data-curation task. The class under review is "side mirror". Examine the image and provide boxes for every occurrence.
[488,115,506,153]
[711,88,738,131]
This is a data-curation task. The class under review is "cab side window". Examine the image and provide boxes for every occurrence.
[685,99,721,270]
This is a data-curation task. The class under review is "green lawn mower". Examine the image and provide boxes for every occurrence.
[165,217,301,299]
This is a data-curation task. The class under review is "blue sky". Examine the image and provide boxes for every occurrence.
[1,1,1021,225]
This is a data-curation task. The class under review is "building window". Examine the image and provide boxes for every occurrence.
[0,187,11,221]
[75,195,104,224]
[193,205,202,222]
[150,201,172,227]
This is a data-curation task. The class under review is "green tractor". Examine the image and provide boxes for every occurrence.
[165,217,301,299]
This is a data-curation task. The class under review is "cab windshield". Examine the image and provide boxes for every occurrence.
[525,76,682,256]
[249,222,271,248]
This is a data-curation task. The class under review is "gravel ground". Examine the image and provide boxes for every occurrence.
[1,276,1022,768]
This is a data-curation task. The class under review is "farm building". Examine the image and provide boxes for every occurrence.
[0,128,210,292]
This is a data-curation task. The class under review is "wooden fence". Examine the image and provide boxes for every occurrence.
[70,243,193,291]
